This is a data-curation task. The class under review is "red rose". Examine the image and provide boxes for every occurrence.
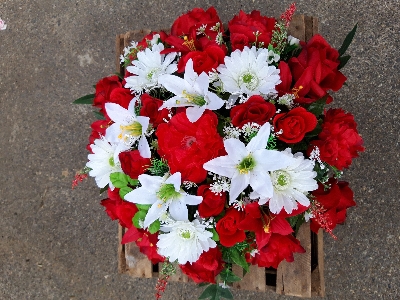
[247,233,305,269]
[87,119,108,152]
[108,88,132,109]
[118,150,151,179]
[177,41,225,74]
[156,110,225,183]
[101,188,138,228]
[93,75,122,112]
[288,34,347,104]
[230,95,276,128]
[310,179,356,233]
[139,93,169,128]
[216,208,246,247]
[197,185,226,218]
[228,10,276,51]
[308,108,364,170]
[273,107,317,143]
[180,247,223,283]
[171,7,222,41]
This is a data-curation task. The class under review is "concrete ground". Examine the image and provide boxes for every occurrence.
[0,0,398,299]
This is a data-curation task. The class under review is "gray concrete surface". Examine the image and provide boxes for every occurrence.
[0,0,398,299]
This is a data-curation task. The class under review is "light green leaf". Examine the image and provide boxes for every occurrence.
[110,172,129,189]
[148,219,160,234]
[132,211,146,229]
[119,186,133,199]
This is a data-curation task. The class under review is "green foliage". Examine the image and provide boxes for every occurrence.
[306,96,328,117]
[338,55,351,70]
[287,214,305,236]
[147,158,169,176]
[219,269,241,283]
[198,284,233,300]
[93,110,105,120]
[338,23,358,56]
[99,185,109,194]
[266,134,277,150]
[119,186,133,199]
[73,93,95,104]
[211,228,220,242]
[110,172,139,189]
[132,210,146,228]
[148,219,160,234]
[222,244,249,273]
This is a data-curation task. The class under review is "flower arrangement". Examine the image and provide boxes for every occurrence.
[74,3,363,299]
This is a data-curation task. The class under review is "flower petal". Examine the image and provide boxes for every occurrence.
[203,156,236,178]
[229,172,249,203]
[247,122,271,152]
[169,200,189,221]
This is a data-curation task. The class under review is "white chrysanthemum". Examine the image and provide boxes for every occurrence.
[105,100,151,159]
[256,149,318,214]
[86,137,123,189]
[157,219,216,264]
[158,59,224,122]
[203,123,293,204]
[217,46,281,103]
[125,43,177,94]
[124,172,202,228]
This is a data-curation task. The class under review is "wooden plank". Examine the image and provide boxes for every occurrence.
[117,225,127,273]
[168,266,189,283]
[115,34,125,76]
[288,14,306,41]
[232,264,266,292]
[124,236,154,278]
[276,222,312,297]
[311,229,325,297]
[304,16,319,41]
[124,29,152,47]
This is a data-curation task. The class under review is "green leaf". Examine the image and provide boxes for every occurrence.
[136,204,151,212]
[290,141,308,152]
[218,287,233,299]
[132,210,146,229]
[305,123,322,138]
[338,55,351,70]
[199,284,218,299]
[219,269,241,283]
[197,282,210,288]
[338,23,357,56]
[73,93,95,104]
[119,186,133,199]
[127,177,139,186]
[306,96,327,117]
[110,172,129,188]
[230,248,249,273]
[114,72,123,80]
[211,228,220,242]
[93,110,106,120]
[148,219,160,234]
[99,185,109,194]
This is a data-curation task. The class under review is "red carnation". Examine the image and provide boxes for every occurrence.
[156,110,225,183]
[228,10,276,51]
[273,107,317,144]
[180,247,223,283]
[310,179,356,234]
[216,208,246,247]
[247,233,305,269]
[118,150,151,179]
[87,119,108,152]
[139,93,170,128]
[230,95,276,128]
[308,108,364,170]
[100,188,138,228]
[197,185,226,218]
[288,34,347,104]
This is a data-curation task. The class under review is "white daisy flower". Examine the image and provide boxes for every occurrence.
[86,137,123,189]
[125,43,177,94]
[124,172,202,228]
[203,122,292,204]
[158,59,225,122]
[105,100,151,158]
[157,219,216,264]
[217,46,281,104]
[251,149,318,214]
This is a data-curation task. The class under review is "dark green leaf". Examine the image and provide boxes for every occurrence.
[197,282,210,288]
[218,287,233,299]
[305,123,322,138]
[110,172,129,188]
[338,55,351,70]
[136,204,151,212]
[93,110,106,120]
[99,185,109,194]
[132,210,146,229]
[199,284,218,299]
[230,249,249,273]
[114,72,123,80]
[148,219,160,234]
[119,186,133,199]
[306,96,327,117]
[73,93,95,104]
[219,269,241,283]
[290,141,308,152]
[338,23,357,56]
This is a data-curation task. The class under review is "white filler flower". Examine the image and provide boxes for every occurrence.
[124,172,202,228]
[86,137,122,189]
[268,149,318,214]
[125,43,177,94]
[105,100,151,158]
[203,123,292,204]
[158,59,224,122]
[217,46,281,102]
[157,219,216,264]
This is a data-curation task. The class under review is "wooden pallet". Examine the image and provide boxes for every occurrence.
[115,15,325,298]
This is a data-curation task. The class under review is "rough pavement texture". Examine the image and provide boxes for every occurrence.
[0,0,398,299]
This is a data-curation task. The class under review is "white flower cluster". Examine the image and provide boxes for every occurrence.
[209,174,231,196]
[277,93,295,108]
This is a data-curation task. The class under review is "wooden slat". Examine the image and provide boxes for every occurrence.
[304,16,319,41]
[168,266,189,283]
[115,34,125,76]
[288,15,306,41]
[124,238,154,278]
[232,264,266,292]
[311,229,325,297]
[117,225,127,273]
[124,29,152,47]
[276,222,312,297]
